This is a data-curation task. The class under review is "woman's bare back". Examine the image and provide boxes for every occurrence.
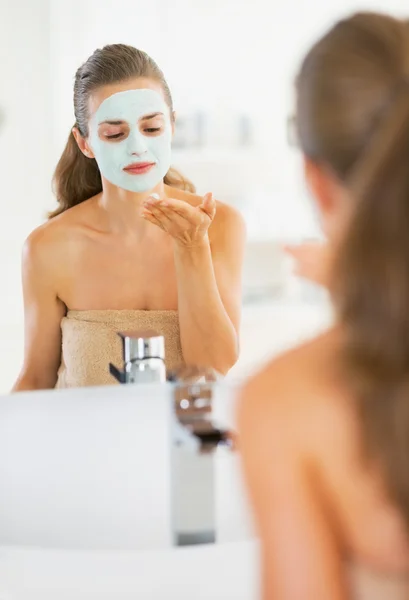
[238,329,409,599]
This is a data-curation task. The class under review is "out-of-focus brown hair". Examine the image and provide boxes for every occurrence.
[50,44,195,218]
[296,12,409,525]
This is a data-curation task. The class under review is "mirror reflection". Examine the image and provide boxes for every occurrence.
[11,45,245,392]
[1,0,337,396]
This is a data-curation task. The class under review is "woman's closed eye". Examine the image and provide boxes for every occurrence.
[141,115,165,135]
[105,132,125,139]
[143,126,162,135]
[99,126,127,141]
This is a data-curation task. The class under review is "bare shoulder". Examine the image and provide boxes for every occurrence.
[212,199,246,235]
[23,219,64,264]
[237,329,348,449]
[23,200,95,270]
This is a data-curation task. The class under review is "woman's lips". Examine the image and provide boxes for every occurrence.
[123,162,155,175]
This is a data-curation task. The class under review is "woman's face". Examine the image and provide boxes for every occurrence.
[80,78,173,193]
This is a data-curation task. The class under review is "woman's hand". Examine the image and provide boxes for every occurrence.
[283,241,330,288]
[141,192,216,247]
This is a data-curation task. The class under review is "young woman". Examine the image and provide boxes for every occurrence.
[13,45,245,390]
[238,12,409,600]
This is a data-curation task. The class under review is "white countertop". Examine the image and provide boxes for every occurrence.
[0,540,260,600]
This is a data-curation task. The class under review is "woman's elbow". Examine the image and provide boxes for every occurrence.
[213,342,240,376]
[183,335,239,376]
[12,367,57,392]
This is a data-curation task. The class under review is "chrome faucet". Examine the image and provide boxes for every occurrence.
[169,366,234,546]
[109,338,234,547]
[109,330,167,384]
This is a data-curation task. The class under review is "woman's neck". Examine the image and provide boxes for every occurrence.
[98,180,165,234]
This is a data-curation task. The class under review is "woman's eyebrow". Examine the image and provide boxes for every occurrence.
[140,112,163,121]
[99,119,124,125]
[99,113,163,125]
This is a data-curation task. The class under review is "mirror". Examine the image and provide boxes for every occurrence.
[1,0,406,394]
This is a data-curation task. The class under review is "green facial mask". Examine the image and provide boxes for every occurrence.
[89,89,172,193]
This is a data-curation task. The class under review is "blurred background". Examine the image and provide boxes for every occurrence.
[0,0,406,391]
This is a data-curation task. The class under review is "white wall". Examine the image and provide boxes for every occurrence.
[49,0,165,162]
[48,0,409,239]
[0,0,52,391]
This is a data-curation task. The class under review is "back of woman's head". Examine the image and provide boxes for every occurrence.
[50,44,194,218]
[296,13,409,527]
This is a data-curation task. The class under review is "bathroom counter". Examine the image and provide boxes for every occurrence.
[0,540,259,600]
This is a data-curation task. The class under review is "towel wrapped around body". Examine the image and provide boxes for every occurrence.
[348,563,409,600]
[56,309,184,388]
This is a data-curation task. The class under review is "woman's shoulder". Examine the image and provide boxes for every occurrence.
[21,219,65,282]
[237,329,349,449]
[24,218,65,258]
[23,200,96,267]
[25,212,74,252]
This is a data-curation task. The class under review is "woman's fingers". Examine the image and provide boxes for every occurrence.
[146,193,215,224]
[144,202,171,222]
[144,202,189,231]
[200,192,216,219]
[150,196,197,220]
[141,192,215,243]
[141,209,165,230]
[142,202,193,235]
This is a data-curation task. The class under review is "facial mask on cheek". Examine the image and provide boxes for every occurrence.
[89,89,172,193]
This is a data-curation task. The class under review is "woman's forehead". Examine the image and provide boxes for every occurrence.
[88,78,166,120]
[92,89,169,126]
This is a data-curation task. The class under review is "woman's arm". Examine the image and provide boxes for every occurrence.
[12,231,66,391]
[142,194,246,374]
[236,366,348,600]
[173,205,245,374]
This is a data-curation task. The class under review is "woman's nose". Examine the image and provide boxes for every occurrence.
[127,129,148,155]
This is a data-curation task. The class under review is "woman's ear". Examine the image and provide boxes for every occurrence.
[72,126,95,159]
[303,157,338,216]
[303,156,351,239]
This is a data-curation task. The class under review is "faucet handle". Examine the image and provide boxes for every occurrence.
[109,362,126,383]
[170,364,233,452]
[167,364,219,383]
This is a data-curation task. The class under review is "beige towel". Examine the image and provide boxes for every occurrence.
[349,562,409,600]
[56,310,184,388]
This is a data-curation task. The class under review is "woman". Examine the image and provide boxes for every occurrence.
[238,12,409,600]
[13,45,245,390]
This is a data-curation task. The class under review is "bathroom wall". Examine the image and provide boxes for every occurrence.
[48,0,165,163]
[48,0,409,240]
[0,0,52,391]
